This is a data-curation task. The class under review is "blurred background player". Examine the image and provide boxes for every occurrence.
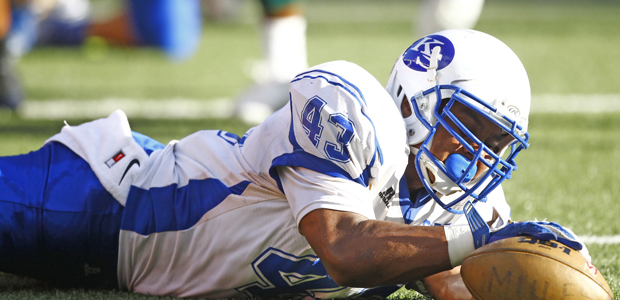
[233,0,308,125]
[234,0,486,125]
[3,0,305,120]
[2,0,483,118]
[6,0,202,61]
[416,0,485,36]
[2,0,201,111]
[0,0,23,110]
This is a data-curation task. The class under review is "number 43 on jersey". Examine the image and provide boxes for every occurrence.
[301,96,356,163]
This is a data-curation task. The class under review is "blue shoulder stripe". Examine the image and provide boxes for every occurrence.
[269,151,373,192]
[399,176,432,224]
[121,179,251,235]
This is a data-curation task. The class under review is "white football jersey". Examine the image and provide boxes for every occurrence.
[47,61,510,299]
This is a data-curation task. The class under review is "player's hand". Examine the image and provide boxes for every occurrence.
[463,201,584,251]
[489,221,584,250]
[420,266,474,300]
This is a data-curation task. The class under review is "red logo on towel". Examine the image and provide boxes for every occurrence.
[105,151,125,168]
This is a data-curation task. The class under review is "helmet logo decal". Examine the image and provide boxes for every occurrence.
[403,35,455,72]
[507,105,520,118]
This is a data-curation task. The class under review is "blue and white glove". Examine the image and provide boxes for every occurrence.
[464,201,584,251]
[489,221,583,250]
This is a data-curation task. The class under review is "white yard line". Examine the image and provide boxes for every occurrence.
[580,235,620,245]
[531,94,620,113]
[17,94,620,120]
[20,97,236,120]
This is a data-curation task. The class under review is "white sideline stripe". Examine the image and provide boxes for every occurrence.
[17,94,620,119]
[580,235,620,245]
[20,98,236,120]
[531,94,620,113]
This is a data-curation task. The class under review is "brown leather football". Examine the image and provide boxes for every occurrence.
[461,236,613,300]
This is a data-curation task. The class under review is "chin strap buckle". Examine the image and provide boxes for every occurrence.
[413,45,441,83]
[426,46,441,82]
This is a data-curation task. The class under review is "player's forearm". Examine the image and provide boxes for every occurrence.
[300,209,453,287]
[333,220,453,287]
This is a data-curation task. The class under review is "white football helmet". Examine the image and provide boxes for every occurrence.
[386,29,531,213]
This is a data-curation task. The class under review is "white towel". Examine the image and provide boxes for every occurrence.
[45,110,149,206]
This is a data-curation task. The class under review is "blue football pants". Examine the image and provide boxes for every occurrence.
[0,142,123,288]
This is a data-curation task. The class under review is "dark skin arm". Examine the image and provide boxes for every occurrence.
[423,266,474,300]
[299,208,453,287]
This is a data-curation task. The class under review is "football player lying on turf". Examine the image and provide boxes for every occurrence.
[0,29,588,299]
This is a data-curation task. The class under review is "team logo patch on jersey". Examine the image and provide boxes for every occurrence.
[105,151,125,168]
[403,35,455,72]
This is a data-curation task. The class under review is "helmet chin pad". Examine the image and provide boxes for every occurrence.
[419,151,479,196]
[446,153,477,183]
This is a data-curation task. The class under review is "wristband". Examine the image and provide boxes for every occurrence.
[444,224,475,267]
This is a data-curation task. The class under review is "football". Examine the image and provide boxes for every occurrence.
[461,236,613,300]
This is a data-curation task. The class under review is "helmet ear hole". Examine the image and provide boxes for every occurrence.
[400,94,413,118]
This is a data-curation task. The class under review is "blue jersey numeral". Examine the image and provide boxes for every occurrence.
[236,248,400,299]
[301,96,356,163]
[217,130,250,147]
[325,113,355,163]
[235,248,345,298]
[301,96,326,147]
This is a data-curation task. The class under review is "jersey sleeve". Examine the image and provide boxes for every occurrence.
[270,61,384,188]
[277,166,375,227]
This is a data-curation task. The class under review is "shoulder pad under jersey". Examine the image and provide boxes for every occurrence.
[278,61,386,187]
